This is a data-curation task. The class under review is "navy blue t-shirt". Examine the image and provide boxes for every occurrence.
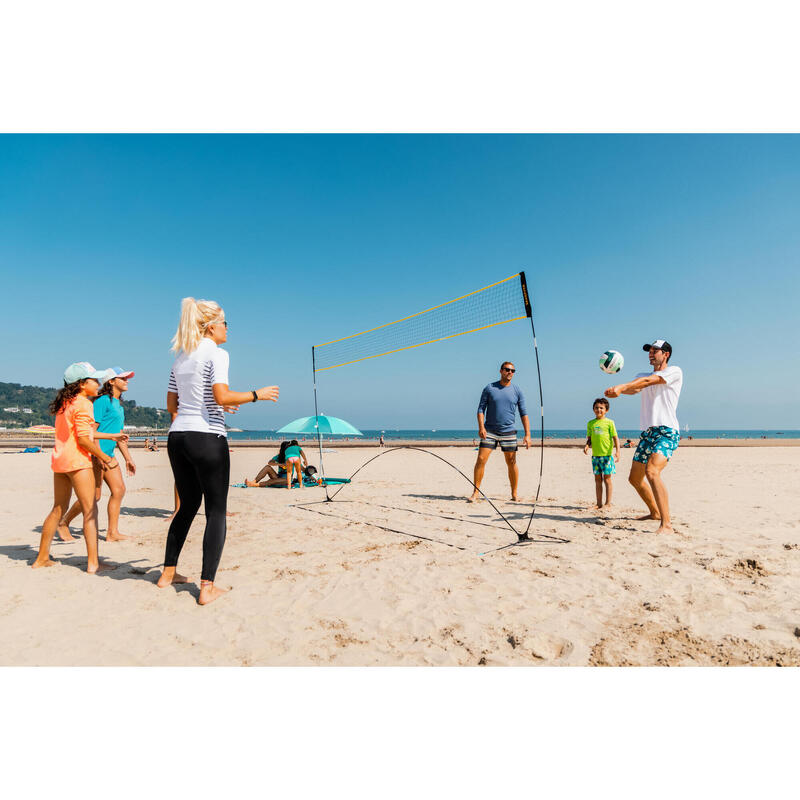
[477,381,528,434]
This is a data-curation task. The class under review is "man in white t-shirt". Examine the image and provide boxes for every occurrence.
[605,339,683,534]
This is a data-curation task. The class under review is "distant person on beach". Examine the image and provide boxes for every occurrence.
[32,363,128,572]
[58,367,136,542]
[157,297,279,605]
[622,439,633,448]
[605,339,683,534]
[468,361,532,502]
[283,440,307,489]
[583,397,620,508]
[379,433,385,447]
[246,440,291,487]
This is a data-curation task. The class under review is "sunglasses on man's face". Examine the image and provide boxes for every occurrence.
[502,367,516,373]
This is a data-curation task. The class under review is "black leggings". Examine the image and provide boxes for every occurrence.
[165,431,230,582]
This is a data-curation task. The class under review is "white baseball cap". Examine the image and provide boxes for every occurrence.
[103,366,135,383]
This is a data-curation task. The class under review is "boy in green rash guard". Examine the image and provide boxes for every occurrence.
[583,397,620,509]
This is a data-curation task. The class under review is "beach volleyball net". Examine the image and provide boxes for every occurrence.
[313,273,531,372]
[310,271,543,546]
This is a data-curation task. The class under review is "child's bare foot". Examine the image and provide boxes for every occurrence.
[157,570,190,588]
[636,513,660,520]
[106,532,130,542]
[510,495,519,502]
[198,582,229,605]
[87,561,117,574]
[655,524,676,534]
[57,523,75,541]
[467,492,480,503]
[31,557,57,568]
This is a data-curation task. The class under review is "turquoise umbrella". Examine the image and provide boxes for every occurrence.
[276,415,363,437]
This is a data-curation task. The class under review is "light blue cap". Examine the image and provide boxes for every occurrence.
[63,362,108,384]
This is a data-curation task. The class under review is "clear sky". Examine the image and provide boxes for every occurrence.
[1,134,797,431]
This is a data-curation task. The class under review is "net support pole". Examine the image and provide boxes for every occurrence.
[311,346,331,501]
[519,270,544,540]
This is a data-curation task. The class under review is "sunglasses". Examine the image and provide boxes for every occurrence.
[502,367,516,373]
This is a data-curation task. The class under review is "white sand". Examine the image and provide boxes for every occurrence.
[1,444,799,665]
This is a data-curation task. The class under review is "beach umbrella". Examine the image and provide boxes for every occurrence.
[276,415,363,437]
[25,424,55,435]
[25,424,55,447]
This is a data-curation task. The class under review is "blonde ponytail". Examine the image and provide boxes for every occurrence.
[171,297,225,353]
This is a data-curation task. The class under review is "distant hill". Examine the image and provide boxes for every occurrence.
[0,381,169,429]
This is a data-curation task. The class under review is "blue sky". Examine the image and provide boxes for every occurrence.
[1,134,797,430]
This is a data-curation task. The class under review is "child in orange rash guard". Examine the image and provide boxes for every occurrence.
[32,363,128,573]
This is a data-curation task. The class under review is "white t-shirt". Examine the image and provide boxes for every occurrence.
[636,364,683,431]
[168,338,230,436]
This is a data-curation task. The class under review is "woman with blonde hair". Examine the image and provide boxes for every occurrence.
[157,297,279,605]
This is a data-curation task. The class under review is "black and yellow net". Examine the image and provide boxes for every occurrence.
[308,271,544,549]
[312,272,531,372]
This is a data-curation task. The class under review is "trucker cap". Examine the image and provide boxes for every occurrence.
[63,362,108,384]
[642,339,672,354]
[104,366,135,382]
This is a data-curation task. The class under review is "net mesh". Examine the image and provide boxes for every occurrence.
[313,273,528,372]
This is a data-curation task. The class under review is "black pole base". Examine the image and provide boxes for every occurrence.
[517,533,531,542]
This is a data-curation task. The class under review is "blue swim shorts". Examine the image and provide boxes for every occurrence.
[633,426,680,463]
[591,455,616,475]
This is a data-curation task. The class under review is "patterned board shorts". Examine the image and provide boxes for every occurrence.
[633,426,680,463]
[592,455,616,475]
[479,430,518,452]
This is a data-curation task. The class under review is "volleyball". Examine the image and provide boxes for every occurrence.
[599,350,624,374]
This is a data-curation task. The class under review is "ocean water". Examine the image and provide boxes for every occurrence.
[225,429,800,442]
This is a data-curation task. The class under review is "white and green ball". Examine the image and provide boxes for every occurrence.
[599,350,624,374]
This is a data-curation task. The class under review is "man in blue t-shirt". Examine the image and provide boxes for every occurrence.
[468,361,532,502]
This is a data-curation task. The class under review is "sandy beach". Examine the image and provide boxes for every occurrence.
[1,444,799,666]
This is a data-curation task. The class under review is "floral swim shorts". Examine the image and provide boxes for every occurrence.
[591,455,616,475]
[633,426,680,463]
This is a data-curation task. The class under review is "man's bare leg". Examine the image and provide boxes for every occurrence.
[594,474,603,508]
[468,448,491,501]
[504,451,519,501]
[645,454,673,533]
[32,473,73,568]
[628,460,660,520]
[603,474,613,507]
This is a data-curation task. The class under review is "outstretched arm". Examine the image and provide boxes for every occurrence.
[605,374,665,398]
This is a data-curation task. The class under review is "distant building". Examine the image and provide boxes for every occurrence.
[3,407,19,413]
[22,408,32,414]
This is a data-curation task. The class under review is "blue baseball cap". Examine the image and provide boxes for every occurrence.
[63,362,108,384]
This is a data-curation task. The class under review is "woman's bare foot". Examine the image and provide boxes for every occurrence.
[636,513,660,520]
[245,479,258,487]
[510,495,519,502]
[87,561,117,574]
[31,557,57,568]
[56,522,76,541]
[157,569,190,588]
[198,582,229,605]
[105,532,131,542]
[467,492,480,503]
